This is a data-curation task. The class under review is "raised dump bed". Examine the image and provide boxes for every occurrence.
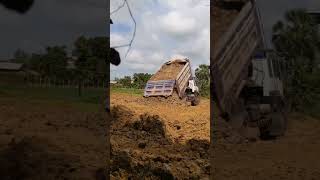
[144,59,192,98]
[212,0,263,114]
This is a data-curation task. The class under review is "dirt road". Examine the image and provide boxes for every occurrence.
[110,92,210,179]
[213,111,320,180]
[0,98,107,180]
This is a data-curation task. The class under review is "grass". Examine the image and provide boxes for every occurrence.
[0,84,106,112]
[111,87,144,96]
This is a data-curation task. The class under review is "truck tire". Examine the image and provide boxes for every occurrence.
[191,96,200,106]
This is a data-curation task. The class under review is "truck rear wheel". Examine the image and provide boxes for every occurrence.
[191,96,200,106]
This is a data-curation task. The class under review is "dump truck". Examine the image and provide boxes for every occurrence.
[212,0,287,139]
[144,58,200,106]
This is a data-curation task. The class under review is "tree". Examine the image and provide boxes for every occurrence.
[73,36,109,95]
[272,9,320,110]
[195,64,210,97]
[42,46,68,79]
[132,73,152,89]
[118,76,132,88]
[73,36,108,73]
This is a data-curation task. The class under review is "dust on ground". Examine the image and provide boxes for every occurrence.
[212,103,320,180]
[0,98,107,180]
[149,61,185,81]
[110,92,210,179]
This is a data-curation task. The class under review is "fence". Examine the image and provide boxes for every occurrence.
[25,76,108,89]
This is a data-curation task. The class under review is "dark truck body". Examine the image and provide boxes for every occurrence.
[212,0,263,116]
[212,0,286,138]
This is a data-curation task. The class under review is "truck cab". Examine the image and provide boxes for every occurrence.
[185,78,200,106]
[251,50,284,97]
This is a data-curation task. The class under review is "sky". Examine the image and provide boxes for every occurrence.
[110,0,210,79]
[0,0,107,60]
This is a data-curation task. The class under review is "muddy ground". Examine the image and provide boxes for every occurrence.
[110,92,210,179]
[0,98,107,180]
[111,91,320,180]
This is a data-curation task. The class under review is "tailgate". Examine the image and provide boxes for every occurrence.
[143,80,176,97]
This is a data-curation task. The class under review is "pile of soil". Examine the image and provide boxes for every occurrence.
[135,92,187,106]
[149,60,185,81]
[110,109,210,179]
[111,92,210,143]
[110,92,210,179]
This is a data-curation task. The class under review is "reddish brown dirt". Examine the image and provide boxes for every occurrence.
[149,61,185,81]
[110,92,210,179]
[0,98,107,180]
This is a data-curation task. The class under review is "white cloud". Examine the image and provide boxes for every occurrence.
[159,11,197,36]
[126,49,144,63]
[110,33,128,46]
[110,0,209,80]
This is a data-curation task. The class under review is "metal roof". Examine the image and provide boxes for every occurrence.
[0,62,24,70]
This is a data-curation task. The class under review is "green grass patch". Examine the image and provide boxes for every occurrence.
[0,84,106,112]
[110,87,143,96]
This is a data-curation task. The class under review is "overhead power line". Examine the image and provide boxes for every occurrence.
[110,0,125,15]
[110,0,136,58]
[124,0,136,57]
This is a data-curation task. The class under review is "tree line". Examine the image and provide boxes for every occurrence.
[272,9,320,112]
[11,36,108,91]
[114,64,210,97]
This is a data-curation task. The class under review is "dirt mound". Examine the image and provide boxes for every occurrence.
[135,92,187,106]
[0,137,81,180]
[110,149,175,180]
[130,113,166,137]
[111,105,135,123]
[149,61,185,81]
[110,111,210,179]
